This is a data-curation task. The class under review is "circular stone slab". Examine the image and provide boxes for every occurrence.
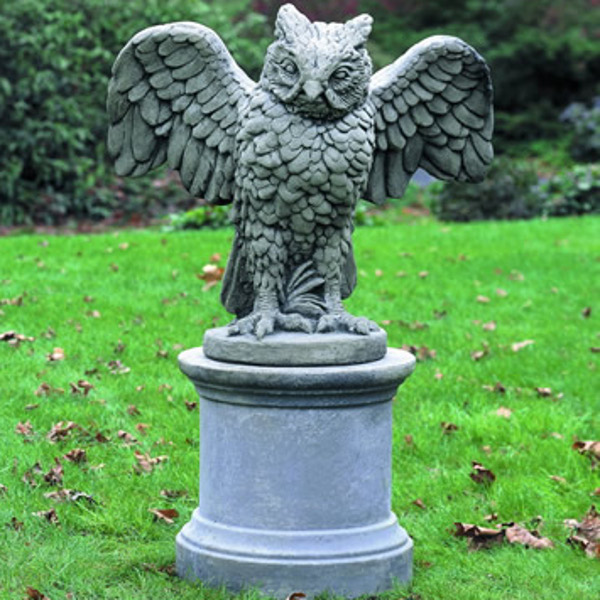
[203,326,387,366]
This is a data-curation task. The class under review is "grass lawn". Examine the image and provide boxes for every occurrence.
[0,216,598,600]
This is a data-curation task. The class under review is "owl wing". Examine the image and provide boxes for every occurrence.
[107,22,256,205]
[365,35,493,204]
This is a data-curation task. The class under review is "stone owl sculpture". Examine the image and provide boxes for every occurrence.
[107,4,493,339]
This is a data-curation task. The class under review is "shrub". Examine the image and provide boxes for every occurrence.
[164,205,232,231]
[430,158,542,222]
[561,100,600,163]
[0,0,269,225]
[538,165,600,217]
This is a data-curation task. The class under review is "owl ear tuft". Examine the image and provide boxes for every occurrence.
[275,4,312,41]
[346,14,373,48]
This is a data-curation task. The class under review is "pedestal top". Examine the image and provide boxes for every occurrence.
[203,327,388,366]
[178,346,416,408]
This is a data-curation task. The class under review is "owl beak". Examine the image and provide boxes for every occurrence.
[302,79,324,100]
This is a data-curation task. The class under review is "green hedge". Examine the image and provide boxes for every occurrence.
[0,0,269,225]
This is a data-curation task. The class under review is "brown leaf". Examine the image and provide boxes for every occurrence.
[25,587,50,600]
[511,340,534,352]
[63,449,87,464]
[572,441,600,467]
[404,434,414,447]
[504,523,554,549]
[412,498,427,509]
[127,404,140,416]
[401,344,436,361]
[471,349,486,361]
[482,320,497,331]
[496,406,512,419]
[43,458,63,486]
[549,475,566,484]
[418,270,429,279]
[149,508,179,525]
[32,508,60,525]
[8,516,24,530]
[185,401,198,411]
[476,295,490,303]
[141,562,177,576]
[118,430,138,445]
[470,461,496,485]
[77,380,94,395]
[134,450,168,473]
[94,431,110,443]
[454,522,505,550]
[135,423,150,436]
[197,264,225,291]
[44,489,96,505]
[22,462,43,487]
[496,288,508,297]
[47,347,65,362]
[535,386,553,397]
[565,506,600,558]
[160,489,188,499]
[0,483,7,495]
[47,421,78,443]
[582,306,592,318]
[107,359,130,375]
[484,513,499,522]
[210,253,222,263]
[441,422,459,435]
[285,593,307,600]
[15,421,34,436]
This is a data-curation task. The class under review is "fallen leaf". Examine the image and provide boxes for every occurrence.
[441,422,459,435]
[63,449,87,464]
[87,310,101,319]
[511,340,534,352]
[418,270,429,279]
[118,430,138,445]
[94,431,110,443]
[434,370,443,380]
[550,475,566,484]
[119,242,130,251]
[47,421,78,443]
[496,288,508,297]
[582,307,592,318]
[470,461,496,485]
[482,320,497,331]
[572,441,600,468]
[404,434,414,447]
[593,488,600,497]
[156,350,169,359]
[0,484,7,495]
[149,508,179,525]
[565,506,600,558]
[22,462,43,487]
[210,253,222,263]
[484,513,499,522]
[374,268,383,277]
[134,450,168,473]
[44,489,96,504]
[509,270,525,281]
[160,489,188,499]
[25,587,50,600]
[77,380,94,395]
[127,404,140,416]
[15,421,34,436]
[476,295,490,303]
[83,295,94,303]
[47,347,65,362]
[107,359,130,375]
[43,458,63,486]
[185,401,198,411]
[8,516,23,530]
[454,522,505,550]
[32,508,60,525]
[483,382,506,394]
[496,406,512,419]
[504,523,554,549]
[285,593,307,600]
[412,498,426,509]
[135,423,150,436]
[196,264,225,291]
[141,562,177,576]
[401,345,436,361]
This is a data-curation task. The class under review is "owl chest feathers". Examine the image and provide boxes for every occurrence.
[234,90,375,234]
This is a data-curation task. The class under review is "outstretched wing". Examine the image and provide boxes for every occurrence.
[107,22,256,205]
[365,35,493,204]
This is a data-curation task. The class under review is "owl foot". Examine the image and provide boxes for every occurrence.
[316,312,380,335]
[228,311,313,339]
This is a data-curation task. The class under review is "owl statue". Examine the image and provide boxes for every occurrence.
[107,4,493,339]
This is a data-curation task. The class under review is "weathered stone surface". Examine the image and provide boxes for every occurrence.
[107,4,493,340]
[176,347,416,598]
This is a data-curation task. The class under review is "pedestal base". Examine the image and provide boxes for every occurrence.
[176,345,415,598]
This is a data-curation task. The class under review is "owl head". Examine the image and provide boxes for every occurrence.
[260,4,373,120]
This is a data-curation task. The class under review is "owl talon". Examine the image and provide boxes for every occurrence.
[317,312,380,335]
[228,311,314,338]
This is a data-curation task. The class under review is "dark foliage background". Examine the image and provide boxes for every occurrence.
[0,0,598,225]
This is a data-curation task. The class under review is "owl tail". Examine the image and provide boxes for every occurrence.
[221,233,254,319]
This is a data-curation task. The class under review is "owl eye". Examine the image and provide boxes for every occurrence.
[280,59,298,76]
[331,67,351,82]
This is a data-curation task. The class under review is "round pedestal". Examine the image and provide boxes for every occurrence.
[176,346,415,599]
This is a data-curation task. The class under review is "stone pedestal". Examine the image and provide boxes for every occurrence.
[176,340,415,598]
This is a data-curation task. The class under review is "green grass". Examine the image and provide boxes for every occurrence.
[0,216,598,600]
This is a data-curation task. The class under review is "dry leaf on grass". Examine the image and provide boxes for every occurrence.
[135,423,150,436]
[549,475,566,484]
[185,401,198,411]
[118,430,138,445]
[127,404,140,416]
[22,462,43,488]
[401,345,437,361]
[134,451,168,474]
[412,498,427,510]
[149,508,179,525]
[482,320,497,331]
[476,295,490,303]
[47,347,65,361]
[285,593,307,600]
[535,386,553,397]
[8,517,24,530]
[504,523,554,549]
[582,307,592,318]
[141,562,177,576]
[197,264,225,291]
[565,506,600,558]
[43,459,63,486]
[47,421,78,443]
[441,422,459,435]
[496,406,512,419]
[25,587,50,600]
[63,449,87,464]
[511,340,534,352]
[44,489,96,505]
[483,382,506,394]
[32,508,60,525]
[470,461,496,485]
[454,523,505,550]
[15,421,34,436]
[572,441,600,468]
[160,489,188,499]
